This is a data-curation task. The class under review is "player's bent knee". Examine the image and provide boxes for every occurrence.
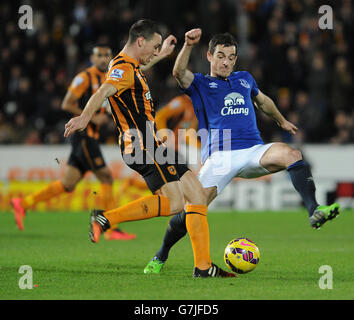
[96,169,113,185]
[288,148,303,164]
[186,191,208,206]
[169,199,185,215]
[62,183,76,193]
[168,192,185,215]
[101,176,113,185]
[205,187,217,206]
[183,182,208,206]
[159,181,185,215]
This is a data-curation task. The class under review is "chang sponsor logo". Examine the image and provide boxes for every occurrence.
[221,92,249,116]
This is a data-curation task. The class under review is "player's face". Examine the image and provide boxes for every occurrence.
[207,45,237,79]
[91,47,112,72]
[139,33,162,65]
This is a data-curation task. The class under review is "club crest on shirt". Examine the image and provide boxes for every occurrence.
[239,79,250,89]
[167,165,177,175]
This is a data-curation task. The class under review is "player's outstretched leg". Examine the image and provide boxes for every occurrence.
[98,182,136,241]
[144,213,236,277]
[144,256,165,274]
[89,195,171,243]
[104,228,137,240]
[144,211,187,274]
[261,144,341,229]
[309,203,340,229]
[10,198,26,231]
[90,209,111,243]
[10,180,66,231]
[287,160,341,229]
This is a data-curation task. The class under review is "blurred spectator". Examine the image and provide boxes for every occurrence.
[0,111,13,144]
[284,46,307,91]
[330,110,354,144]
[307,52,330,111]
[25,129,42,145]
[11,112,33,144]
[331,56,353,113]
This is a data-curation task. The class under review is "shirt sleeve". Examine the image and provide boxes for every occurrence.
[104,63,134,96]
[68,72,90,99]
[181,74,205,114]
[168,96,184,111]
[249,72,259,97]
[181,73,201,97]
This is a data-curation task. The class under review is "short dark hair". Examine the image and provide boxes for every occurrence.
[208,33,238,55]
[128,19,161,44]
[92,43,111,53]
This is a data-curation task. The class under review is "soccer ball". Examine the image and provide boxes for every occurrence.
[224,237,260,274]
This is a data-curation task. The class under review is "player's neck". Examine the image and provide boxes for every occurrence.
[208,73,229,81]
[121,45,140,65]
[92,65,106,74]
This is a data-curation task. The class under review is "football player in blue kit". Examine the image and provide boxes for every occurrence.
[144,28,340,274]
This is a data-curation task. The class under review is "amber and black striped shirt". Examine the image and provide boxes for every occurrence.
[104,52,161,154]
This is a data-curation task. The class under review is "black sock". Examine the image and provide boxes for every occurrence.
[155,211,187,262]
[287,160,319,216]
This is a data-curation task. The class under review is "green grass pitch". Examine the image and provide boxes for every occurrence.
[0,209,353,300]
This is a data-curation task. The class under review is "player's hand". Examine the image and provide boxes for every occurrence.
[280,120,298,135]
[91,113,109,126]
[64,116,89,137]
[160,35,177,57]
[185,28,202,46]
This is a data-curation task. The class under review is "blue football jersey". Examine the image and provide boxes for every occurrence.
[183,71,264,163]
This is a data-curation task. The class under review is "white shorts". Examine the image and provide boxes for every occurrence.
[198,143,274,194]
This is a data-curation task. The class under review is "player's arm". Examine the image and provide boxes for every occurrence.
[63,74,109,126]
[172,28,202,89]
[62,90,110,126]
[252,90,298,135]
[61,91,84,116]
[63,72,89,116]
[141,35,177,72]
[64,83,117,137]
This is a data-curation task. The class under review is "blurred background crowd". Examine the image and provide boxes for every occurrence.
[0,0,353,146]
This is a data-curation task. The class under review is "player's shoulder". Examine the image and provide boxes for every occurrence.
[74,68,90,79]
[106,56,135,82]
[108,54,136,72]
[70,69,89,88]
[168,95,187,109]
[86,65,105,77]
[193,73,207,80]
[192,73,211,86]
